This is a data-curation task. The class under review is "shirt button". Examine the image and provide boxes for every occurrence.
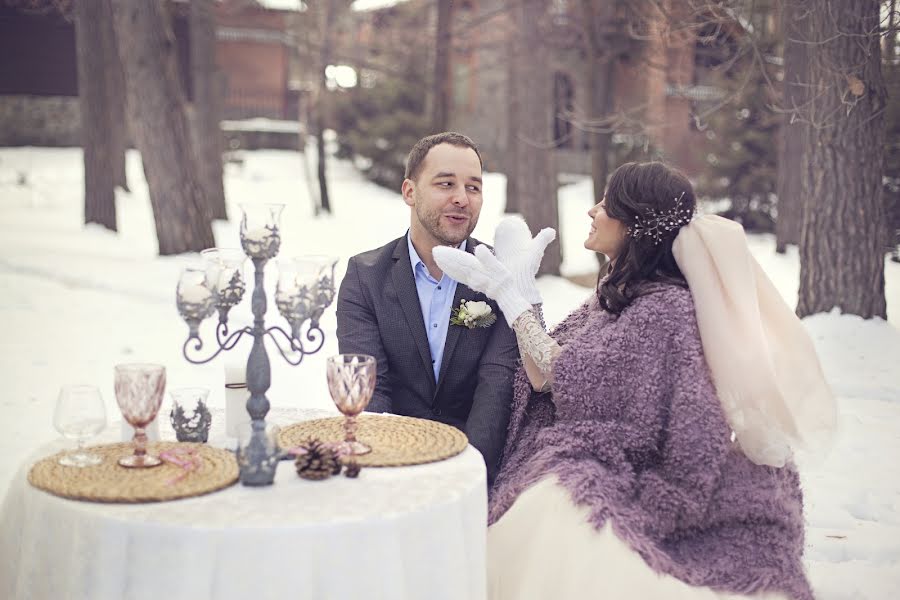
[432,323,438,328]
[431,359,435,364]
[433,407,443,416]
[437,286,442,290]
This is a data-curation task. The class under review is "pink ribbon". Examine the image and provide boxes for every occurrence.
[160,447,202,485]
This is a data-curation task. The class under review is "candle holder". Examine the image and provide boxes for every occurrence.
[273,256,337,359]
[176,267,217,339]
[201,248,247,336]
[236,423,282,486]
[169,388,212,443]
[177,203,337,486]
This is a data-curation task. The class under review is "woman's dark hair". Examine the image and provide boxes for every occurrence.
[597,161,696,314]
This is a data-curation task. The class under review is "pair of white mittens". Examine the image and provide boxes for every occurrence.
[433,217,556,326]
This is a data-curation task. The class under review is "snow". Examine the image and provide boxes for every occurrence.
[1,147,899,598]
[249,0,406,13]
[253,0,307,12]
[221,118,304,133]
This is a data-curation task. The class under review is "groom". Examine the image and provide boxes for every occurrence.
[336,132,519,483]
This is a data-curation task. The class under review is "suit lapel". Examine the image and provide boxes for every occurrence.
[391,238,436,388]
[435,238,478,397]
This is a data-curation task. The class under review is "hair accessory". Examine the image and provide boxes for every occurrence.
[628,191,693,245]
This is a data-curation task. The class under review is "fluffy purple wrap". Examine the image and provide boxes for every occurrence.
[488,284,814,600]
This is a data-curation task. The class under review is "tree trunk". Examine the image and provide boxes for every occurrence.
[884,0,897,60]
[589,57,615,203]
[581,0,615,206]
[798,0,887,318]
[106,6,129,194]
[775,0,806,252]
[504,22,519,214]
[191,0,227,221]
[580,0,617,272]
[313,0,337,215]
[517,0,561,276]
[587,54,615,276]
[75,0,120,231]
[431,0,453,133]
[112,0,215,255]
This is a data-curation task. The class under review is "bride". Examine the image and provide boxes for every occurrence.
[434,161,836,600]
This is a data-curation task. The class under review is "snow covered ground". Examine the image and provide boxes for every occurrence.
[1,147,898,598]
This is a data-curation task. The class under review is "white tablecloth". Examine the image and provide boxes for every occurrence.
[0,408,487,600]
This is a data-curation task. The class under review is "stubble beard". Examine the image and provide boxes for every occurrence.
[415,198,476,247]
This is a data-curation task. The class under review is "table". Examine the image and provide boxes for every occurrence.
[0,408,487,600]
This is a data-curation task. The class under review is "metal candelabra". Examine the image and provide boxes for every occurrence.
[175,203,336,485]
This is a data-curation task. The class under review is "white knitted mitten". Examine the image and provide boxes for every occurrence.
[492,217,556,306]
[433,244,532,326]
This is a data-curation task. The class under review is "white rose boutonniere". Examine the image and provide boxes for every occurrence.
[450,299,497,329]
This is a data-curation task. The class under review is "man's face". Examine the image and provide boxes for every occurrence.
[402,144,483,246]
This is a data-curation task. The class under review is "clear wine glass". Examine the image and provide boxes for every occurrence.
[53,385,107,467]
[326,354,376,456]
[114,363,166,468]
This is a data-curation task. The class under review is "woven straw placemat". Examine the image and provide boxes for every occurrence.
[28,441,239,503]
[278,414,469,467]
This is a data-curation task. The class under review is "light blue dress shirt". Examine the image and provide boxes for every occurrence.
[407,233,464,381]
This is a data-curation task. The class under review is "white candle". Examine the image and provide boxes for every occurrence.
[180,283,213,304]
[242,227,272,243]
[225,362,250,437]
[217,268,238,294]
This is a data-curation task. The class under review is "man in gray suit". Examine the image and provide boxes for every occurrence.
[336,132,519,484]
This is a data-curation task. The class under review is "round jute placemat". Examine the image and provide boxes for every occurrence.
[278,414,469,467]
[28,441,239,503]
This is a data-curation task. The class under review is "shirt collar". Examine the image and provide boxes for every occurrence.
[406,231,466,275]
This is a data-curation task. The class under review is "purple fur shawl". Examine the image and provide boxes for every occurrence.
[489,284,813,600]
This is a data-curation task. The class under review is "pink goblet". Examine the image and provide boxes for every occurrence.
[326,354,376,455]
[114,363,166,468]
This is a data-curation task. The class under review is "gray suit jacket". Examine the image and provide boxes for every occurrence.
[336,235,519,483]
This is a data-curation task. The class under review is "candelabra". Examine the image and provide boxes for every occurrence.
[175,203,337,486]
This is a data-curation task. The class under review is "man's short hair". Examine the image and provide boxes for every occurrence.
[404,132,483,181]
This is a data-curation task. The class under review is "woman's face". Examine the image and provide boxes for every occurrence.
[584,197,628,260]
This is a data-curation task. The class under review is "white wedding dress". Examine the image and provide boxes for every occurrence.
[487,477,790,600]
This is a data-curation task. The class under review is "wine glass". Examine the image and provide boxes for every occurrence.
[53,385,107,467]
[114,363,166,468]
[326,354,376,455]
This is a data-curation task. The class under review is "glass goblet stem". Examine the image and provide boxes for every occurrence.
[342,414,371,455]
[133,428,148,457]
[344,414,358,445]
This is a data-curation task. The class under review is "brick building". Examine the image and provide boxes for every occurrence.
[444,0,737,176]
[0,1,301,146]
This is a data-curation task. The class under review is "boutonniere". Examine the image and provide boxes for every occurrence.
[450,299,497,329]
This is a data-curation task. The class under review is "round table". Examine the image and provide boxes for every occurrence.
[0,408,487,600]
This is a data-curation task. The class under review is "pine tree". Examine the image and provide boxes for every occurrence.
[697,37,780,233]
[333,56,430,191]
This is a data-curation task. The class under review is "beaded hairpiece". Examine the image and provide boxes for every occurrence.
[627,191,693,245]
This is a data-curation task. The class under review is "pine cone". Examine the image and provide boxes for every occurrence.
[294,440,340,480]
[344,460,361,478]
